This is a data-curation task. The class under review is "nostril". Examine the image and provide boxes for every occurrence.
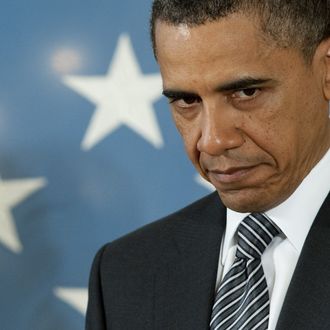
[197,127,245,156]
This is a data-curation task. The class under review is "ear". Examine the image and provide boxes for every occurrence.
[322,38,330,100]
[313,37,330,100]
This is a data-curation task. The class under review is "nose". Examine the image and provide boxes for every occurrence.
[196,105,245,156]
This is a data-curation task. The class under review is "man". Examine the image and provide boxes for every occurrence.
[86,1,330,329]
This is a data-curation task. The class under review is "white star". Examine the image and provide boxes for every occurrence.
[54,287,88,315]
[195,174,215,192]
[63,34,163,150]
[0,177,47,253]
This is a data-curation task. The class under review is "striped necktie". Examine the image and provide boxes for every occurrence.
[210,213,280,330]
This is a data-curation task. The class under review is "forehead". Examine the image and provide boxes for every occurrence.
[154,14,299,90]
[155,14,268,57]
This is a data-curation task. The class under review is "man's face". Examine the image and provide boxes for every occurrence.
[155,14,330,212]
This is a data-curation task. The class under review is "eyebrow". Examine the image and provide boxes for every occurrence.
[162,90,199,100]
[162,77,272,100]
[215,77,272,92]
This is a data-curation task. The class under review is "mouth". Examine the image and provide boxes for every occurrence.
[206,165,259,185]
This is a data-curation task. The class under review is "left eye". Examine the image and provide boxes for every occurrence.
[232,88,260,99]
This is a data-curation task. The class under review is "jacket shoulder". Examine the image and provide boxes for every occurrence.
[100,191,221,265]
[86,192,223,329]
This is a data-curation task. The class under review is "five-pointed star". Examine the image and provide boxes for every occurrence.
[0,177,47,253]
[54,287,88,315]
[63,33,164,150]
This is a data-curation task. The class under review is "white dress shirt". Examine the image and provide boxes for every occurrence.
[215,147,330,330]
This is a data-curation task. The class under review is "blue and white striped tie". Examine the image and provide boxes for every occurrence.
[210,213,280,330]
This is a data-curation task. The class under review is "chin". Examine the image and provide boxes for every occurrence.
[217,189,276,213]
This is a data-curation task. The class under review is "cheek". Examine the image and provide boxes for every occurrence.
[242,92,297,158]
[172,112,202,164]
[240,110,282,152]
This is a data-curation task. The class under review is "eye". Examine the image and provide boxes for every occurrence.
[231,88,260,100]
[170,96,201,108]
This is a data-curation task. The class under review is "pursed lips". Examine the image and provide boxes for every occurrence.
[206,165,259,184]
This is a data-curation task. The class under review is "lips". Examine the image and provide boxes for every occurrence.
[207,165,258,185]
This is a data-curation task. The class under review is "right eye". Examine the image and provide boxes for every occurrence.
[170,96,201,108]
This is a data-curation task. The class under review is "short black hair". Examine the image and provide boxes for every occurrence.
[150,0,330,61]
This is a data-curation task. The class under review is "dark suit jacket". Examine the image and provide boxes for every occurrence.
[86,191,330,330]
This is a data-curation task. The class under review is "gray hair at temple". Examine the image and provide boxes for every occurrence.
[150,0,330,62]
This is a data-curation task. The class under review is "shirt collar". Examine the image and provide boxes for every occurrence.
[222,147,330,265]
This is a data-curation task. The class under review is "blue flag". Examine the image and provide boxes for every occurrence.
[0,1,213,329]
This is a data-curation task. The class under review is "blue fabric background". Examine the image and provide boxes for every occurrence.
[0,1,211,329]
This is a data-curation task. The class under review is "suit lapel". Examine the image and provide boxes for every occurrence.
[152,191,330,329]
[276,193,330,329]
[154,192,226,329]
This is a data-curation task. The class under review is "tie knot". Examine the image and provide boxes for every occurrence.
[236,213,280,259]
